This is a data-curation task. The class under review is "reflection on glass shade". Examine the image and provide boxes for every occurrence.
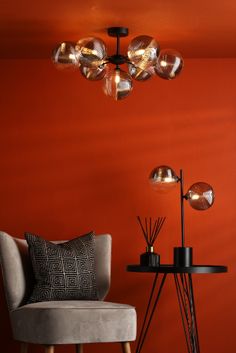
[128,64,153,81]
[80,65,106,81]
[155,49,183,80]
[128,36,159,70]
[149,165,179,191]
[76,37,107,68]
[52,42,79,70]
[186,182,215,210]
[103,68,133,100]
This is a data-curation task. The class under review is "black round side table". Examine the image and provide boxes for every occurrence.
[127,264,227,353]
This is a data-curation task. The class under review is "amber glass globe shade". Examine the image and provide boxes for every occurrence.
[186,182,215,210]
[76,37,107,68]
[155,49,183,80]
[149,165,179,192]
[80,65,106,81]
[103,68,133,100]
[128,35,159,71]
[52,42,79,70]
[128,64,153,81]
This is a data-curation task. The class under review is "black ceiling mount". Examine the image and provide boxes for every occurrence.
[107,27,129,67]
[107,27,129,37]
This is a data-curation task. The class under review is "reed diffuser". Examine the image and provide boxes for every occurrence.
[137,216,166,266]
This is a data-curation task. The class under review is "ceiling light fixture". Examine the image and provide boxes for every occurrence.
[52,27,184,101]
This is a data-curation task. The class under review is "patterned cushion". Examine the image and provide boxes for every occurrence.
[25,232,98,303]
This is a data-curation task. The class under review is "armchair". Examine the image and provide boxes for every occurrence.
[0,231,136,353]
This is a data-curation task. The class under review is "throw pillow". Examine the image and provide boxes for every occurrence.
[25,231,98,303]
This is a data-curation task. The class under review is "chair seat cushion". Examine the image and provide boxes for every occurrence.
[10,300,137,344]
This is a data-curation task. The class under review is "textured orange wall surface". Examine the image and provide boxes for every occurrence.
[0,59,236,353]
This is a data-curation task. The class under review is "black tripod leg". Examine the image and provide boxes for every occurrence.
[174,274,200,353]
[136,273,167,353]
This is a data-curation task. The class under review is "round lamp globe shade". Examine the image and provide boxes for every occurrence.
[155,49,184,80]
[80,64,106,81]
[149,165,179,192]
[52,42,79,71]
[128,35,159,70]
[103,68,133,100]
[76,37,107,68]
[186,182,215,210]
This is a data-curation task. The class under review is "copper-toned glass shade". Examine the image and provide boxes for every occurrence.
[149,165,179,191]
[128,35,159,71]
[76,37,107,68]
[155,49,183,80]
[186,182,215,210]
[128,64,153,81]
[52,42,79,70]
[103,68,133,100]
[80,65,106,81]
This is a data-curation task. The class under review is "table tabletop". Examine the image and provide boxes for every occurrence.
[127,264,228,274]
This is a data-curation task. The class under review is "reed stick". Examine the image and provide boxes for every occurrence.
[137,216,166,247]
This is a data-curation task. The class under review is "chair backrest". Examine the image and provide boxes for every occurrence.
[0,231,112,311]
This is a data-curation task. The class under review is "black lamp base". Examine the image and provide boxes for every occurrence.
[174,247,193,267]
[140,252,160,267]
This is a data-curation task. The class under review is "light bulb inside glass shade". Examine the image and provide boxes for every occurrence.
[128,35,159,70]
[103,68,133,100]
[149,165,179,192]
[76,37,107,68]
[155,49,183,80]
[52,42,79,70]
[186,182,215,210]
[128,64,154,81]
[80,64,106,81]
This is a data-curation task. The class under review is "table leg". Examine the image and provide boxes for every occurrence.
[136,273,167,353]
[174,273,200,353]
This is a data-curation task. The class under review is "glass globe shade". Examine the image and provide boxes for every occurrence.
[128,64,153,81]
[155,49,183,80]
[149,165,179,192]
[128,35,159,70]
[52,42,79,70]
[103,68,133,100]
[76,37,107,68]
[186,182,215,210]
[80,65,106,81]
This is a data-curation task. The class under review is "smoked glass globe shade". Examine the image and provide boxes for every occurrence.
[52,42,79,70]
[80,65,106,80]
[128,35,159,70]
[76,37,107,68]
[155,49,183,80]
[128,64,153,81]
[103,68,133,100]
[186,182,215,210]
[149,165,179,192]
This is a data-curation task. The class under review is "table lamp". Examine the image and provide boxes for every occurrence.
[149,165,214,266]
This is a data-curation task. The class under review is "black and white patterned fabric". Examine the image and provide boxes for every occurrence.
[25,231,98,303]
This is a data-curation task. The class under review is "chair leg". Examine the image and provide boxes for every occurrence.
[121,342,131,353]
[44,345,54,353]
[20,342,28,353]
[75,344,83,353]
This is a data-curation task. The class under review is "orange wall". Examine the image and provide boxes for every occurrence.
[0,58,236,353]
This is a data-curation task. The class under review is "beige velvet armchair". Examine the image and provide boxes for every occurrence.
[0,231,136,353]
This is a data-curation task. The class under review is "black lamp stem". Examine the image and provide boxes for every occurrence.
[116,34,120,56]
[180,169,185,247]
[175,168,193,267]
